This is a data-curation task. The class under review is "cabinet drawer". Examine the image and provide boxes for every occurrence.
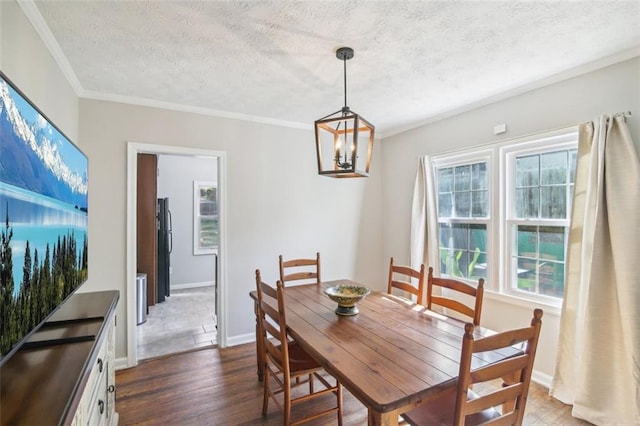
[86,367,108,426]
[85,334,108,403]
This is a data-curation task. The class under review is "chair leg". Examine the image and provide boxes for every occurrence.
[262,370,270,416]
[308,373,314,393]
[284,385,292,426]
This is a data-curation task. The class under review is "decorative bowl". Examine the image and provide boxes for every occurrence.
[323,285,371,316]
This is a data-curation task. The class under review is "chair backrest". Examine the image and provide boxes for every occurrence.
[255,270,290,379]
[387,257,426,305]
[454,309,543,425]
[427,266,484,325]
[279,252,321,286]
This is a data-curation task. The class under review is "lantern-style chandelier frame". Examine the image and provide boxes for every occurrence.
[314,47,375,178]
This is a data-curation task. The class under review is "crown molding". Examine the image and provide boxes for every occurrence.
[81,90,313,130]
[18,0,85,96]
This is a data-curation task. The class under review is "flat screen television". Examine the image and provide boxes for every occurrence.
[0,71,88,367]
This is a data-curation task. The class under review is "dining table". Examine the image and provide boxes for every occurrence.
[250,279,521,426]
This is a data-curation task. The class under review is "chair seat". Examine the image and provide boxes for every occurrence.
[402,387,501,426]
[287,341,320,372]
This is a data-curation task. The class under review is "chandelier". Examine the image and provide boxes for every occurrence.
[314,47,375,178]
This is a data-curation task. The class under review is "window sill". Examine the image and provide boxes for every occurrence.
[484,289,562,317]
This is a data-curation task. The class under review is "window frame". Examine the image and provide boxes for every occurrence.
[429,127,578,309]
[432,149,494,281]
[501,135,578,306]
[193,180,218,256]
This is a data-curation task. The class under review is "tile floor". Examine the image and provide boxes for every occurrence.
[136,285,217,360]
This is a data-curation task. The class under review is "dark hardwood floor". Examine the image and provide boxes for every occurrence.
[115,343,590,425]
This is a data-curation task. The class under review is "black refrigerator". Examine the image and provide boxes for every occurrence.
[157,197,172,303]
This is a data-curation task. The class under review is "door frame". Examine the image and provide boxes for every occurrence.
[126,142,228,367]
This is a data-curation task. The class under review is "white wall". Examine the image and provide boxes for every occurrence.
[78,100,383,359]
[381,57,640,382]
[0,1,78,142]
[157,155,217,288]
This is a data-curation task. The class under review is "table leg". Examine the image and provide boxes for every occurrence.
[501,371,519,413]
[368,408,399,426]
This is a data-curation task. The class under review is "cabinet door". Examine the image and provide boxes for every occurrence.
[87,370,108,426]
[106,318,116,423]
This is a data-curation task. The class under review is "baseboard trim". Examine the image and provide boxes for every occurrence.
[171,281,214,291]
[226,333,255,347]
[114,356,131,371]
[531,370,553,389]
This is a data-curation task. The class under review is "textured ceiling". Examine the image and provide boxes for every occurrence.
[26,0,640,136]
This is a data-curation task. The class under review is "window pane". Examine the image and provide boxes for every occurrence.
[516,257,536,293]
[438,223,487,279]
[539,261,564,297]
[438,223,452,247]
[470,225,487,252]
[471,163,487,190]
[512,225,565,299]
[471,252,487,279]
[516,225,538,257]
[516,155,539,187]
[471,190,487,217]
[199,217,218,248]
[540,151,567,185]
[438,168,453,192]
[200,200,216,216]
[454,165,471,191]
[451,224,468,251]
[438,193,452,217]
[539,226,565,261]
[469,225,487,279]
[438,162,488,219]
[540,186,566,218]
[194,183,218,254]
[454,191,470,217]
[516,188,539,218]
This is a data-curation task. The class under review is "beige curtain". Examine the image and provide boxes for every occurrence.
[550,115,640,425]
[410,156,439,274]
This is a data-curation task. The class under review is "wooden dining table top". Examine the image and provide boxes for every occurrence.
[275,280,520,425]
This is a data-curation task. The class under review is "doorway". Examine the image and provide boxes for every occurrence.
[138,154,219,359]
[126,143,227,367]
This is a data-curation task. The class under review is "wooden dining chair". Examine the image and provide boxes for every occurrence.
[255,270,342,425]
[427,266,485,325]
[402,308,543,426]
[387,257,426,305]
[278,252,321,286]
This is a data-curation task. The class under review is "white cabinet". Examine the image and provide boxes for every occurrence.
[0,291,119,425]
[72,314,118,426]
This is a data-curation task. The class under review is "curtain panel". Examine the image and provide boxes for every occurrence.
[410,156,439,274]
[550,115,640,425]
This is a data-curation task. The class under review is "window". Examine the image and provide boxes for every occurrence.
[430,129,578,305]
[504,143,577,300]
[193,181,218,255]
[436,159,490,280]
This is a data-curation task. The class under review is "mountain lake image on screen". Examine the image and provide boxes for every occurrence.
[0,71,89,366]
